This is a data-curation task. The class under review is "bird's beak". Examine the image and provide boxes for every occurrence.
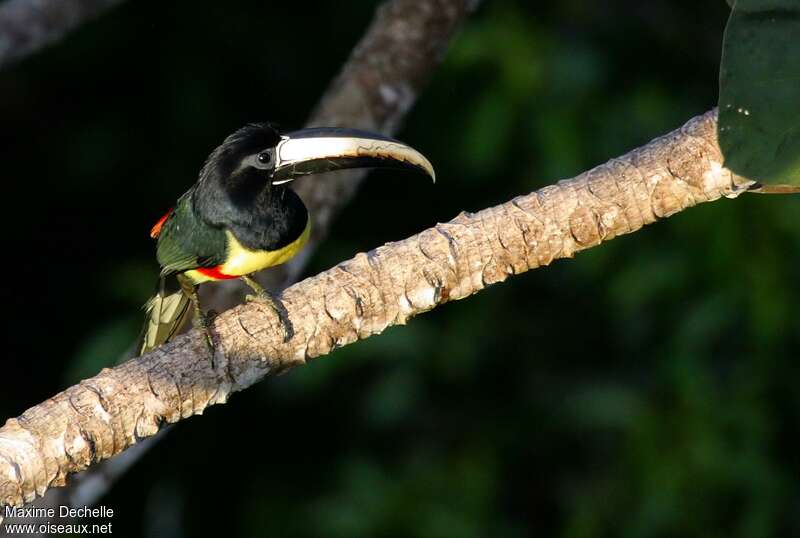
[271,128,436,185]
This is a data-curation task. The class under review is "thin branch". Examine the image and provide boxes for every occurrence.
[0,0,479,525]
[0,0,123,69]
[296,0,479,251]
[205,0,480,308]
[0,109,755,509]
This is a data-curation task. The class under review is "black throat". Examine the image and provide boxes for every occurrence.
[229,184,308,251]
[190,123,308,252]
[192,171,308,252]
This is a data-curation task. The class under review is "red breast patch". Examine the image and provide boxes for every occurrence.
[195,266,239,280]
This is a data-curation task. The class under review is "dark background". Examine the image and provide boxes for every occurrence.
[2,1,799,536]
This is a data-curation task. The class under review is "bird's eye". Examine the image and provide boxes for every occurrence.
[257,151,272,166]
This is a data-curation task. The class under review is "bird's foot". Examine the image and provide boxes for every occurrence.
[192,308,219,364]
[246,291,295,343]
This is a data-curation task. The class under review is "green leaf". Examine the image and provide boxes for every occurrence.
[718,0,800,185]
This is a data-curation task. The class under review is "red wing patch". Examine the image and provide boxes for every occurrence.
[195,266,239,280]
[150,209,173,239]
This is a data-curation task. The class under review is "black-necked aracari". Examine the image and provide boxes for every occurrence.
[139,123,435,355]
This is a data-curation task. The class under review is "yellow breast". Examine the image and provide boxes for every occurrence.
[185,220,311,284]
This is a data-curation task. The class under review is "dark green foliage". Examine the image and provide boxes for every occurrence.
[719,0,800,185]
[2,1,798,537]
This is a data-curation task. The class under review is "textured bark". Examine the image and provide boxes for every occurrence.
[0,110,756,509]
[0,0,123,69]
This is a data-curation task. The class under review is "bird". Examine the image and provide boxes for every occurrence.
[139,123,435,355]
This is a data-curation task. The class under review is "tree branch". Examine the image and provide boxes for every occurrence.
[296,0,478,246]
[0,0,479,524]
[0,109,755,509]
[205,0,479,309]
[0,0,123,69]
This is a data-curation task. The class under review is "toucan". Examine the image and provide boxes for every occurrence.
[139,123,435,355]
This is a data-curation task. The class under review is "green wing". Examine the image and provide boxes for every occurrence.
[156,192,228,275]
[139,192,228,355]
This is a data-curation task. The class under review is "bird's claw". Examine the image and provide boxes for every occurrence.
[246,292,295,343]
[192,309,218,365]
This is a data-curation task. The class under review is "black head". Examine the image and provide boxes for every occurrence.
[191,122,436,227]
[195,122,281,204]
[201,122,282,178]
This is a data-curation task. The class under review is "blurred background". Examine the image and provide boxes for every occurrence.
[2,0,799,536]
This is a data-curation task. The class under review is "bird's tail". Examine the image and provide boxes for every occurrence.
[137,275,193,355]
